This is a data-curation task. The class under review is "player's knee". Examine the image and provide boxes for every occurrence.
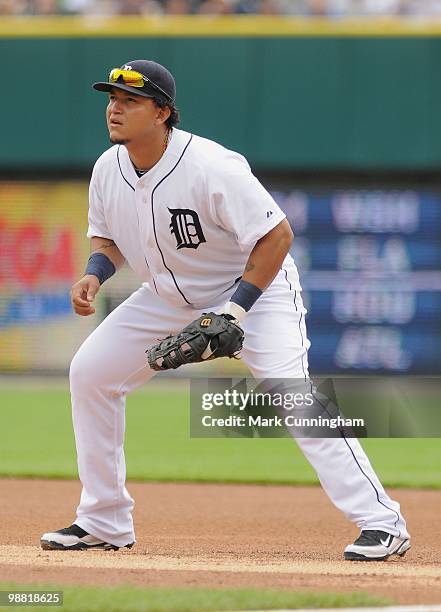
[69,348,100,394]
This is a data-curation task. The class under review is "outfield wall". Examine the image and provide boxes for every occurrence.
[1,16,441,171]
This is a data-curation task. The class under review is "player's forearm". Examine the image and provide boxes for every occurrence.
[90,237,125,270]
[242,219,293,291]
[71,235,126,316]
[223,220,293,322]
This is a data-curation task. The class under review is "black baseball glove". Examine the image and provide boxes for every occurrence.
[146,312,244,371]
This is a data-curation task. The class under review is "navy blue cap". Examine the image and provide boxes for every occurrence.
[93,59,175,103]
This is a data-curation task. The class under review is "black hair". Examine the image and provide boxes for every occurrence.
[153,96,180,128]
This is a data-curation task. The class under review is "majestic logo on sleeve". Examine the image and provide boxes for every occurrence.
[168,208,206,250]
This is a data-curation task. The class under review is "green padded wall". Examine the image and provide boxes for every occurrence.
[1,24,440,170]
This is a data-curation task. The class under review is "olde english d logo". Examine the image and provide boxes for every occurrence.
[168,208,206,250]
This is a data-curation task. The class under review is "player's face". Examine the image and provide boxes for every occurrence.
[106,88,160,145]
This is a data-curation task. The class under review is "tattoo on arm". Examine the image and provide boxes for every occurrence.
[91,240,116,254]
[245,262,255,272]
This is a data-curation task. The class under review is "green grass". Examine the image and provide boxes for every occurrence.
[0,584,392,611]
[0,386,440,487]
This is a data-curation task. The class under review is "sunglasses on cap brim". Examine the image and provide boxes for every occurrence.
[108,68,172,101]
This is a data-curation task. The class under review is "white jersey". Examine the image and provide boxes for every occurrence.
[87,127,301,309]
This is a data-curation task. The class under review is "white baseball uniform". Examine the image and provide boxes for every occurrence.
[71,127,409,547]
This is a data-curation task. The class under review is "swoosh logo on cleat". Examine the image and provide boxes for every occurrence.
[380,535,393,547]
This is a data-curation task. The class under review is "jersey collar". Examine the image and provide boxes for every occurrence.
[120,128,191,186]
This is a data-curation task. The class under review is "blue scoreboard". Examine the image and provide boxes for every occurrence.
[270,188,441,374]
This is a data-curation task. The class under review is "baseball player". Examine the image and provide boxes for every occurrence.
[40,60,411,561]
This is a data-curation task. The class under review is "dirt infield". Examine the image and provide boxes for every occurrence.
[1,479,440,605]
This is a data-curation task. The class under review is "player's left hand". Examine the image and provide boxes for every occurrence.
[146,312,244,371]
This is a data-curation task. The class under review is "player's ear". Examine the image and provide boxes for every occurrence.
[156,105,171,125]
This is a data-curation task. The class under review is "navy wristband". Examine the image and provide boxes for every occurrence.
[85,252,116,285]
[230,279,262,312]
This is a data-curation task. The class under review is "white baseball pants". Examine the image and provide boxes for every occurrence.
[70,266,409,547]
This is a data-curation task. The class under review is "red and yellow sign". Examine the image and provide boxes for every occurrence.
[0,181,95,370]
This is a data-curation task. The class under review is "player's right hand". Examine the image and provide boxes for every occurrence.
[70,275,101,316]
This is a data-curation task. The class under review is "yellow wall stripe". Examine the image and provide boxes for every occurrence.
[1,15,441,38]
